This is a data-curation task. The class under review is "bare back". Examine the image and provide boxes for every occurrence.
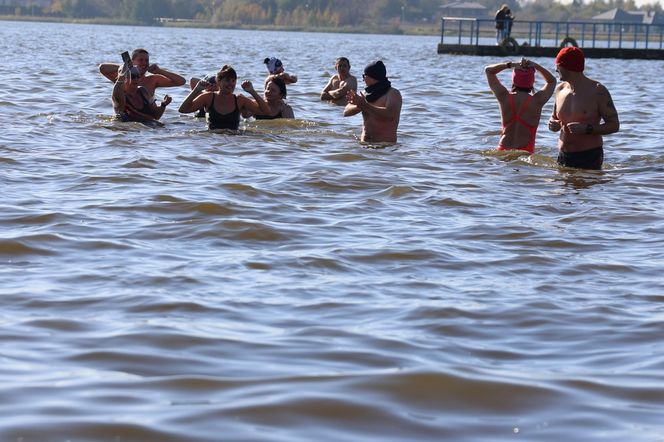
[497,90,545,148]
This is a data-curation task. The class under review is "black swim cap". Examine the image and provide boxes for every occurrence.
[364,60,387,81]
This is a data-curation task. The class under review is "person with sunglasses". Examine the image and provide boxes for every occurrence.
[343,60,401,143]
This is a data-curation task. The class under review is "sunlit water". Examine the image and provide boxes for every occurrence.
[1,20,663,442]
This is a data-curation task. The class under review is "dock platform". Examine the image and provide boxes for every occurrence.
[438,17,664,60]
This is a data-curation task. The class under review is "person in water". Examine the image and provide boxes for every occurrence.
[186,73,219,118]
[113,65,172,123]
[548,47,620,170]
[178,65,271,131]
[100,48,185,99]
[320,57,358,106]
[263,57,298,87]
[254,78,294,120]
[485,57,556,154]
[343,60,402,143]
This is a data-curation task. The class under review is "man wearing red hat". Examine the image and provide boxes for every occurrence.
[548,47,620,170]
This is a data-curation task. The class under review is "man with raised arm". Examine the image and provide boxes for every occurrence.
[548,47,620,170]
[343,60,402,143]
[99,48,185,99]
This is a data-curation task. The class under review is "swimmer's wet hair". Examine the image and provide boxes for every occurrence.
[268,77,287,98]
[216,65,237,82]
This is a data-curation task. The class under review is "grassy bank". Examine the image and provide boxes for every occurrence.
[0,15,438,36]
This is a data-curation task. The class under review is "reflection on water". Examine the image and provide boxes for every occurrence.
[1,20,664,442]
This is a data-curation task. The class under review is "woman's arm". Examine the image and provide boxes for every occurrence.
[239,80,271,115]
[484,61,512,99]
[282,103,294,119]
[179,81,210,114]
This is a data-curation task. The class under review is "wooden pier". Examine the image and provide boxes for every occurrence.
[438,18,664,60]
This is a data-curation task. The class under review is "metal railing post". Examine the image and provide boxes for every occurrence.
[441,17,445,44]
[458,19,462,45]
[581,23,585,46]
[592,23,596,48]
[618,23,623,48]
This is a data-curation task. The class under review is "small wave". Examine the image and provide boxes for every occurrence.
[0,238,57,256]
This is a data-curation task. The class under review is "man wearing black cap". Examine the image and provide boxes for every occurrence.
[343,60,402,143]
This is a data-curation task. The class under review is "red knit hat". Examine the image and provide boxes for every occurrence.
[556,47,585,72]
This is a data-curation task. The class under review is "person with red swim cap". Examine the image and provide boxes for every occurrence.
[548,47,620,170]
[485,57,557,154]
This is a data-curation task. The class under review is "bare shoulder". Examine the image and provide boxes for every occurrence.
[389,87,402,99]
[555,81,568,93]
[593,81,610,94]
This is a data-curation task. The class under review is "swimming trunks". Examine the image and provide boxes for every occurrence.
[557,146,604,170]
[207,94,240,130]
[255,111,283,120]
[498,93,537,154]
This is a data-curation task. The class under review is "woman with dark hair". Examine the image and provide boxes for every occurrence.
[485,58,556,154]
[113,65,171,123]
[178,65,270,130]
[254,78,294,120]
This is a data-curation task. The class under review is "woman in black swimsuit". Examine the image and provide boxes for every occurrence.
[178,65,270,130]
[255,78,294,120]
[112,66,171,122]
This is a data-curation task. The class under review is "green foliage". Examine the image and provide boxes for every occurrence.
[12,0,664,27]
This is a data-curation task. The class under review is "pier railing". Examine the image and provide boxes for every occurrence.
[441,17,664,50]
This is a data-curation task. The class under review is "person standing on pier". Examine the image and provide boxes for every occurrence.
[494,5,510,43]
[548,47,620,170]
[485,57,557,154]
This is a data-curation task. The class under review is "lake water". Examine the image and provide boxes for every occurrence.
[1,20,663,442]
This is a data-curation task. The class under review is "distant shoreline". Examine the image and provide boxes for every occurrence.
[0,15,438,36]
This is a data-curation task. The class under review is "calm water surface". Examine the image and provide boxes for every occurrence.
[1,20,664,442]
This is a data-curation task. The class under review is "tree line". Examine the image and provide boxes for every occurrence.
[7,0,663,28]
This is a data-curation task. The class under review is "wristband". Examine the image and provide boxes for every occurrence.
[585,124,594,134]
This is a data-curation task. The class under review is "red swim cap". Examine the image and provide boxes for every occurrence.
[556,46,585,72]
[512,67,535,89]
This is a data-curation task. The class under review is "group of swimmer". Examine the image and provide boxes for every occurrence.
[486,46,620,170]
[99,45,618,170]
[99,49,401,144]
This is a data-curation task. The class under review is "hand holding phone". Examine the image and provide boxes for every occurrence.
[121,51,131,68]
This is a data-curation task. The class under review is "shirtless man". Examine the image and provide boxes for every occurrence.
[343,60,402,143]
[548,47,620,169]
[321,57,357,105]
[99,48,185,99]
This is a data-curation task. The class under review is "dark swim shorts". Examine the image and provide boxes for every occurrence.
[557,146,603,170]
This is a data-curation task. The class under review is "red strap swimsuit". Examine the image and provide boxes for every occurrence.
[498,94,537,154]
